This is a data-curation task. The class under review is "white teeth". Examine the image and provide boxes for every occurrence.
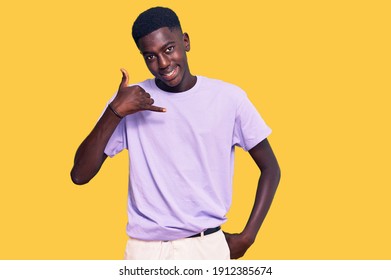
[163,67,176,77]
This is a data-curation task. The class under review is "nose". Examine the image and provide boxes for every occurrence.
[158,54,170,69]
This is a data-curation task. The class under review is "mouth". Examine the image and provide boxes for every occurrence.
[160,66,179,80]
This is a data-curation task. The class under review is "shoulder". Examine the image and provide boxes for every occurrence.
[200,76,245,93]
[198,76,247,102]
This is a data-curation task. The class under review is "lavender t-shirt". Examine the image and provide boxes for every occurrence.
[104,76,271,241]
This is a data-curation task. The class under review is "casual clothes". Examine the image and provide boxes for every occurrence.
[104,76,271,241]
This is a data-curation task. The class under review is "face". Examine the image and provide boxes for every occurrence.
[137,27,196,92]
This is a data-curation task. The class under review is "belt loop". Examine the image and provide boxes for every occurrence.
[201,231,205,238]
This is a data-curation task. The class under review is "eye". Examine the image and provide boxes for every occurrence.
[165,46,174,53]
[145,55,156,61]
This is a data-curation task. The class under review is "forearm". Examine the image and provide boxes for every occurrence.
[242,166,281,242]
[224,139,280,259]
[70,107,122,185]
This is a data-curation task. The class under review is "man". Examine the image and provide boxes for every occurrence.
[71,7,280,260]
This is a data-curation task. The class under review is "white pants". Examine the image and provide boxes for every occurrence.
[124,230,230,260]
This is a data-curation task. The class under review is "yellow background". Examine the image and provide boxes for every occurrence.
[1,0,390,259]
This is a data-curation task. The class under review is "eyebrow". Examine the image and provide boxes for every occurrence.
[141,41,176,56]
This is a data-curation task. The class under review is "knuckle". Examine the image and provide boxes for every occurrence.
[132,85,143,94]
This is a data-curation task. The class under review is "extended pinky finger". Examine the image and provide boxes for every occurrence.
[147,105,166,112]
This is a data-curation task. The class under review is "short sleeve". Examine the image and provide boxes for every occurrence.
[97,93,128,158]
[232,96,272,151]
[104,118,127,157]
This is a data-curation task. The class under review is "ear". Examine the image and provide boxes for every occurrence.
[183,32,190,52]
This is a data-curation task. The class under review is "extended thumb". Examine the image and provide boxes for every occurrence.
[119,68,129,88]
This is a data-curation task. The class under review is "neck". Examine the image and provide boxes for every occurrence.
[156,74,197,93]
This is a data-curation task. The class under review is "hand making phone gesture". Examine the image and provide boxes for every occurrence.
[71,68,165,185]
[109,68,166,117]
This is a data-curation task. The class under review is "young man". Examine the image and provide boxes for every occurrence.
[71,7,280,260]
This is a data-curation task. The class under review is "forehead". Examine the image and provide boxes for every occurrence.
[137,27,182,53]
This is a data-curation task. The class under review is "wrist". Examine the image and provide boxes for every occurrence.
[241,229,257,245]
[108,103,123,119]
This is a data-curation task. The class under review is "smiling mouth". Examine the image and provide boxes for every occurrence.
[161,66,178,80]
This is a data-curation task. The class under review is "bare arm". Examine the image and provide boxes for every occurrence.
[70,69,166,185]
[70,107,120,185]
[224,138,281,259]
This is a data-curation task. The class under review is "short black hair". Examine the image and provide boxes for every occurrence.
[132,7,182,46]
